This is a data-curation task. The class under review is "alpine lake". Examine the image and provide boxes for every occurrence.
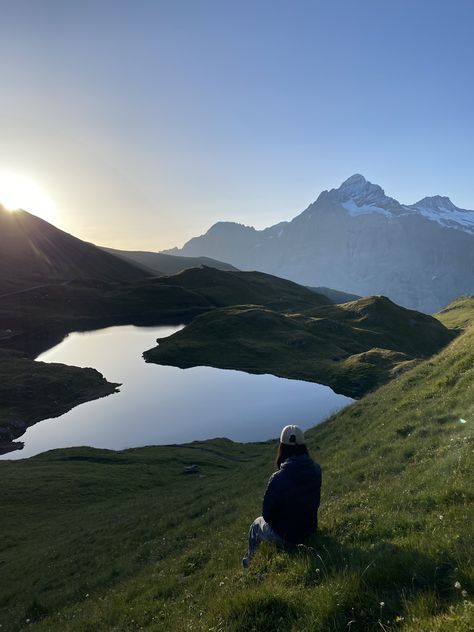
[2,325,353,459]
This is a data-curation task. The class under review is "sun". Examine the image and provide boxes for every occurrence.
[0,171,56,223]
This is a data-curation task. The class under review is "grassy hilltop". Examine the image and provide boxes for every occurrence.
[145,294,454,398]
[436,296,474,330]
[1,302,473,631]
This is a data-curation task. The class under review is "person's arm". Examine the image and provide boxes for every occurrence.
[262,472,282,525]
[313,463,322,531]
[315,463,322,509]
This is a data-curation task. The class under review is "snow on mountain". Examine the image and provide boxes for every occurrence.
[168,175,474,313]
[340,199,393,218]
[409,196,474,234]
[331,174,407,217]
[335,174,391,206]
[326,175,474,231]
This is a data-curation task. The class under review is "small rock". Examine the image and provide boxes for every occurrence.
[184,464,199,474]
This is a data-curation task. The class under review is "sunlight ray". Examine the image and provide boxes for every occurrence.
[0,171,56,223]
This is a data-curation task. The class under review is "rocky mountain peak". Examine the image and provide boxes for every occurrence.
[414,195,457,211]
[339,173,368,191]
[315,174,404,217]
[207,221,256,235]
[333,174,388,206]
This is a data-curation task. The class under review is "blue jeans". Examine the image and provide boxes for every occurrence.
[242,516,287,567]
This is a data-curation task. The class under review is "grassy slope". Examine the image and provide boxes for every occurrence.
[0,279,211,340]
[436,296,474,330]
[0,269,329,351]
[144,297,455,398]
[157,267,331,311]
[1,321,473,631]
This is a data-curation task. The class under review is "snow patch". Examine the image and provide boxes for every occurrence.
[341,199,392,218]
[414,205,474,234]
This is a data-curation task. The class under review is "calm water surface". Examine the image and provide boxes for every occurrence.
[3,325,353,459]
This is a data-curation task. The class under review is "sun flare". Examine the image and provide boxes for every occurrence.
[0,171,56,223]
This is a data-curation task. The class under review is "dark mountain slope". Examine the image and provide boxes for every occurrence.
[157,267,331,311]
[0,268,331,349]
[308,286,361,303]
[0,205,149,288]
[102,246,237,275]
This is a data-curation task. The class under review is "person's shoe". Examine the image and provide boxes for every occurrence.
[242,556,250,569]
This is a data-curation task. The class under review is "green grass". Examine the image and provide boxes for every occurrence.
[436,296,474,330]
[144,297,455,398]
[1,320,473,631]
[0,268,328,338]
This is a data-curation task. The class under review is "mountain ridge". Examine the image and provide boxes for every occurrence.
[102,246,238,276]
[167,175,474,312]
[0,205,150,288]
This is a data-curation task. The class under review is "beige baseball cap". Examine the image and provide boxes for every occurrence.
[280,424,305,445]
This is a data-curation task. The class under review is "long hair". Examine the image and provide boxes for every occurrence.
[275,442,309,469]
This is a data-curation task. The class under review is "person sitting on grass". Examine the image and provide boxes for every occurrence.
[242,424,322,568]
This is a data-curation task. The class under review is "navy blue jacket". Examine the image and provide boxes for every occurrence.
[262,455,321,544]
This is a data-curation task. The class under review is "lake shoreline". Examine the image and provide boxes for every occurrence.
[2,325,352,459]
[143,302,454,399]
[0,270,455,457]
[0,283,199,456]
[0,349,119,455]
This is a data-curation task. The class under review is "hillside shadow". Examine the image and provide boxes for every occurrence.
[237,531,461,632]
[303,531,456,596]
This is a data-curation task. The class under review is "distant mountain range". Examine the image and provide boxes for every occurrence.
[166,174,474,313]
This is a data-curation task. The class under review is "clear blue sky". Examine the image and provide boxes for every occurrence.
[1,0,473,249]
